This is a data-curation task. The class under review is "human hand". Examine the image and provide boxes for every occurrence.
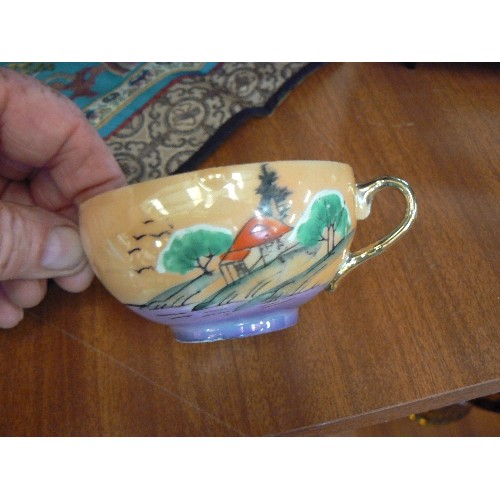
[0,68,126,328]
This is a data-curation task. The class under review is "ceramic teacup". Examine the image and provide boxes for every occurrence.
[79,161,417,342]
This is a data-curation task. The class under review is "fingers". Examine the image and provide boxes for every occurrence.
[0,68,126,328]
[0,155,33,181]
[2,278,47,308]
[29,168,74,213]
[0,68,126,208]
[0,200,87,281]
[1,178,36,206]
[55,262,94,293]
[0,261,94,331]
[0,279,48,329]
[0,286,24,329]
[0,268,95,330]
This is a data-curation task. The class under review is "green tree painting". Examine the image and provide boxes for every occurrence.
[295,191,351,254]
[157,225,233,276]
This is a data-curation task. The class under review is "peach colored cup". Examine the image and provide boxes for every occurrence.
[80,161,417,342]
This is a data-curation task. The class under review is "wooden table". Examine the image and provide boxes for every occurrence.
[1,63,499,436]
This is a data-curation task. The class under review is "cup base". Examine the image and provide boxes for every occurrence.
[171,308,299,343]
[128,285,326,342]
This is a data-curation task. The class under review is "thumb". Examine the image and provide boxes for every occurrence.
[0,201,87,281]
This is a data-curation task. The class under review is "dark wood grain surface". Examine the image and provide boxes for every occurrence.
[1,63,499,436]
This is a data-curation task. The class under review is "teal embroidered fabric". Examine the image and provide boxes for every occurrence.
[1,62,321,182]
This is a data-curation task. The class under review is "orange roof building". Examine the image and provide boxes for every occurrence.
[220,216,292,284]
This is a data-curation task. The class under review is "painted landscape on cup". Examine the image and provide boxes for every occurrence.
[127,164,354,319]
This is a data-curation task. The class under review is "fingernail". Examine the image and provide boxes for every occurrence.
[42,226,85,271]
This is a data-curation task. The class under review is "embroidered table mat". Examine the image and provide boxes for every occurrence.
[2,62,321,183]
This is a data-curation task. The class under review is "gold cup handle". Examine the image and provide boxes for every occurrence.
[329,176,418,290]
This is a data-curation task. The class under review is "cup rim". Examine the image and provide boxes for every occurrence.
[80,159,352,208]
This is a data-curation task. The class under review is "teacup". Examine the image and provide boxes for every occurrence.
[79,161,417,342]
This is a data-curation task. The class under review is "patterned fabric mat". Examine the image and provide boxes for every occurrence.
[1,62,322,183]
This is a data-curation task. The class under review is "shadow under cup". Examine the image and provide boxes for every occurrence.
[79,160,416,342]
